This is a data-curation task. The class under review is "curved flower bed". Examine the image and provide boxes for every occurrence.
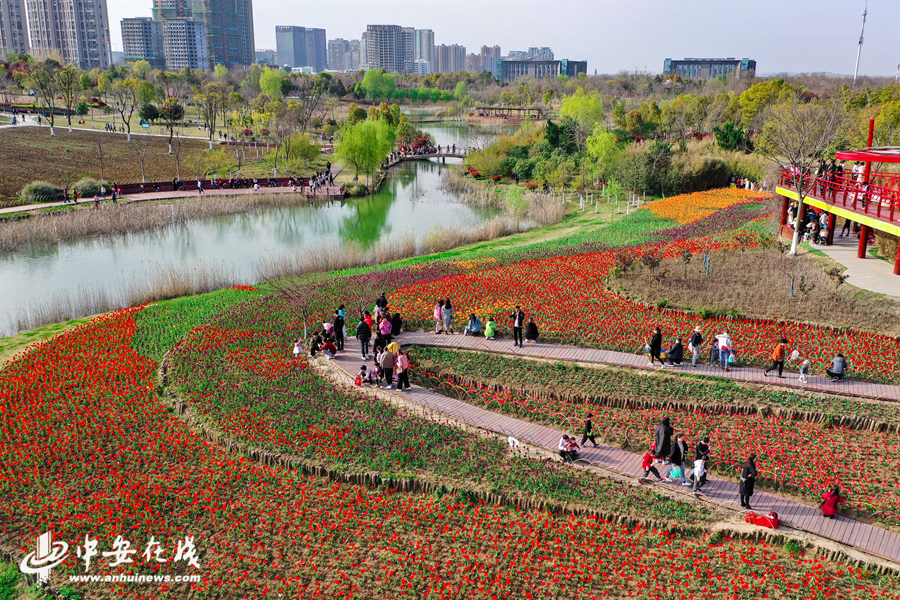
[645,188,772,224]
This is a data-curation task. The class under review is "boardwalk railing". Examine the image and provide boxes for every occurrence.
[779,169,900,225]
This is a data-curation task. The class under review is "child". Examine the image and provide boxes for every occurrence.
[691,457,707,493]
[799,359,811,383]
[357,364,373,385]
[641,445,663,482]
[374,365,385,385]
[292,339,303,359]
[485,316,497,340]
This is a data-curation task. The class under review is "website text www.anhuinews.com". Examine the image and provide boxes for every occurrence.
[68,574,201,583]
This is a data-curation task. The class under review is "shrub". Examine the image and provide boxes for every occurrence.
[669,154,730,193]
[491,175,502,183]
[73,178,111,198]
[524,181,538,191]
[875,231,898,264]
[19,180,64,203]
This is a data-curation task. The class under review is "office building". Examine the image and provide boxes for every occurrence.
[414,28,433,65]
[663,57,756,79]
[480,45,500,77]
[500,58,586,82]
[121,17,165,69]
[255,48,275,64]
[0,0,28,54]
[365,24,404,73]
[185,0,254,67]
[26,0,111,69]
[163,18,208,70]
[434,43,465,73]
[359,31,367,69]
[276,26,325,71]
[527,46,553,60]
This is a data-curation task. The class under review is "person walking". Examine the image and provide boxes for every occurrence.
[695,436,711,462]
[647,327,663,366]
[395,349,411,391]
[739,454,758,510]
[380,347,395,389]
[688,327,703,368]
[333,311,345,351]
[715,330,733,371]
[670,432,689,485]
[654,417,673,462]
[356,316,372,359]
[197,179,204,195]
[826,353,848,382]
[580,413,598,447]
[691,456,707,493]
[434,300,444,334]
[799,359,811,383]
[441,298,454,334]
[510,306,525,347]
[641,445,663,482]
[820,485,845,519]
[764,338,789,378]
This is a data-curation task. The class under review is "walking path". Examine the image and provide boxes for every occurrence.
[397,332,900,402]
[329,336,900,565]
[815,236,900,298]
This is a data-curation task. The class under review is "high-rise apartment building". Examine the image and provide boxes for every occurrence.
[434,44,465,73]
[327,38,346,70]
[400,26,415,74]
[0,0,29,54]
[162,0,253,68]
[527,46,553,60]
[480,45,500,77]
[413,28,433,67]
[255,48,275,64]
[359,31,367,69]
[346,38,360,71]
[121,17,165,69]
[26,0,111,69]
[163,17,208,70]
[365,24,404,73]
[276,25,325,71]
[152,0,189,22]
[464,53,479,73]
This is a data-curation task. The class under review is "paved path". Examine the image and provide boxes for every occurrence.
[396,332,900,402]
[329,336,900,565]
[815,236,900,298]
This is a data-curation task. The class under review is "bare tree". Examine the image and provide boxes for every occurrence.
[95,131,109,182]
[130,134,153,183]
[27,60,60,136]
[756,93,849,255]
[55,64,81,133]
[109,79,139,141]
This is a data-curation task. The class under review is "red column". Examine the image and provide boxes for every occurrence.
[780,196,789,226]
[894,239,900,276]
[827,213,836,245]
[857,224,870,259]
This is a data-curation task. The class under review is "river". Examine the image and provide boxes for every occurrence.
[0,123,491,336]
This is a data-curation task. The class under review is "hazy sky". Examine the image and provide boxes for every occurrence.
[108,0,900,77]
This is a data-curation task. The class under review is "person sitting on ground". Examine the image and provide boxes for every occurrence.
[666,337,684,365]
[357,364,372,385]
[826,353,848,382]
[464,313,482,336]
[484,316,497,340]
[391,311,403,336]
[820,485,845,519]
[641,444,663,482]
[558,435,578,463]
[309,335,322,357]
[524,317,539,344]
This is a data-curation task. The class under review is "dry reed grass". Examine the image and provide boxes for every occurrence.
[610,245,900,336]
[0,193,321,254]
[441,167,565,226]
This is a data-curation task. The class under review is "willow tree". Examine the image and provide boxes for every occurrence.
[560,87,604,191]
[334,118,395,188]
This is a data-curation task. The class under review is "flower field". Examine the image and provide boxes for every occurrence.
[410,358,900,522]
[389,226,900,384]
[645,189,771,224]
[4,298,898,598]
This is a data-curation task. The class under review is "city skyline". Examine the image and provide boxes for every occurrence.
[103,0,900,77]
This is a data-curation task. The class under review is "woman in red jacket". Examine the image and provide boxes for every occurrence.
[820,485,845,519]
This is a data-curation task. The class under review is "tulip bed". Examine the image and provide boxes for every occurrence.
[406,348,900,522]
[2,307,900,599]
[164,294,707,522]
[645,188,772,225]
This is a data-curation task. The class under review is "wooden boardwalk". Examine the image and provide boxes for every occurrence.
[397,332,900,402]
[329,334,900,565]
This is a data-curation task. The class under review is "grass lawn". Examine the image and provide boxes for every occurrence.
[0,316,92,368]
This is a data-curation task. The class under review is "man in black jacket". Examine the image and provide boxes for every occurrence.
[510,307,525,347]
[688,327,703,368]
[647,327,663,366]
[356,318,371,359]
[333,311,345,351]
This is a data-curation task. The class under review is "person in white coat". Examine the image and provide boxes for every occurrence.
[715,331,734,372]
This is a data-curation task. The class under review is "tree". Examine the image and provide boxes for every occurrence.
[130,134,153,183]
[756,94,849,255]
[293,73,331,133]
[27,61,60,136]
[259,68,288,98]
[713,122,753,152]
[110,79,139,140]
[195,82,228,149]
[359,70,396,103]
[395,116,416,144]
[347,102,367,124]
[95,131,109,182]
[586,128,625,183]
[55,64,81,132]
[560,87,605,190]
[158,98,184,154]
[454,81,468,102]
[139,102,159,122]
[131,60,152,80]
[334,118,395,187]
